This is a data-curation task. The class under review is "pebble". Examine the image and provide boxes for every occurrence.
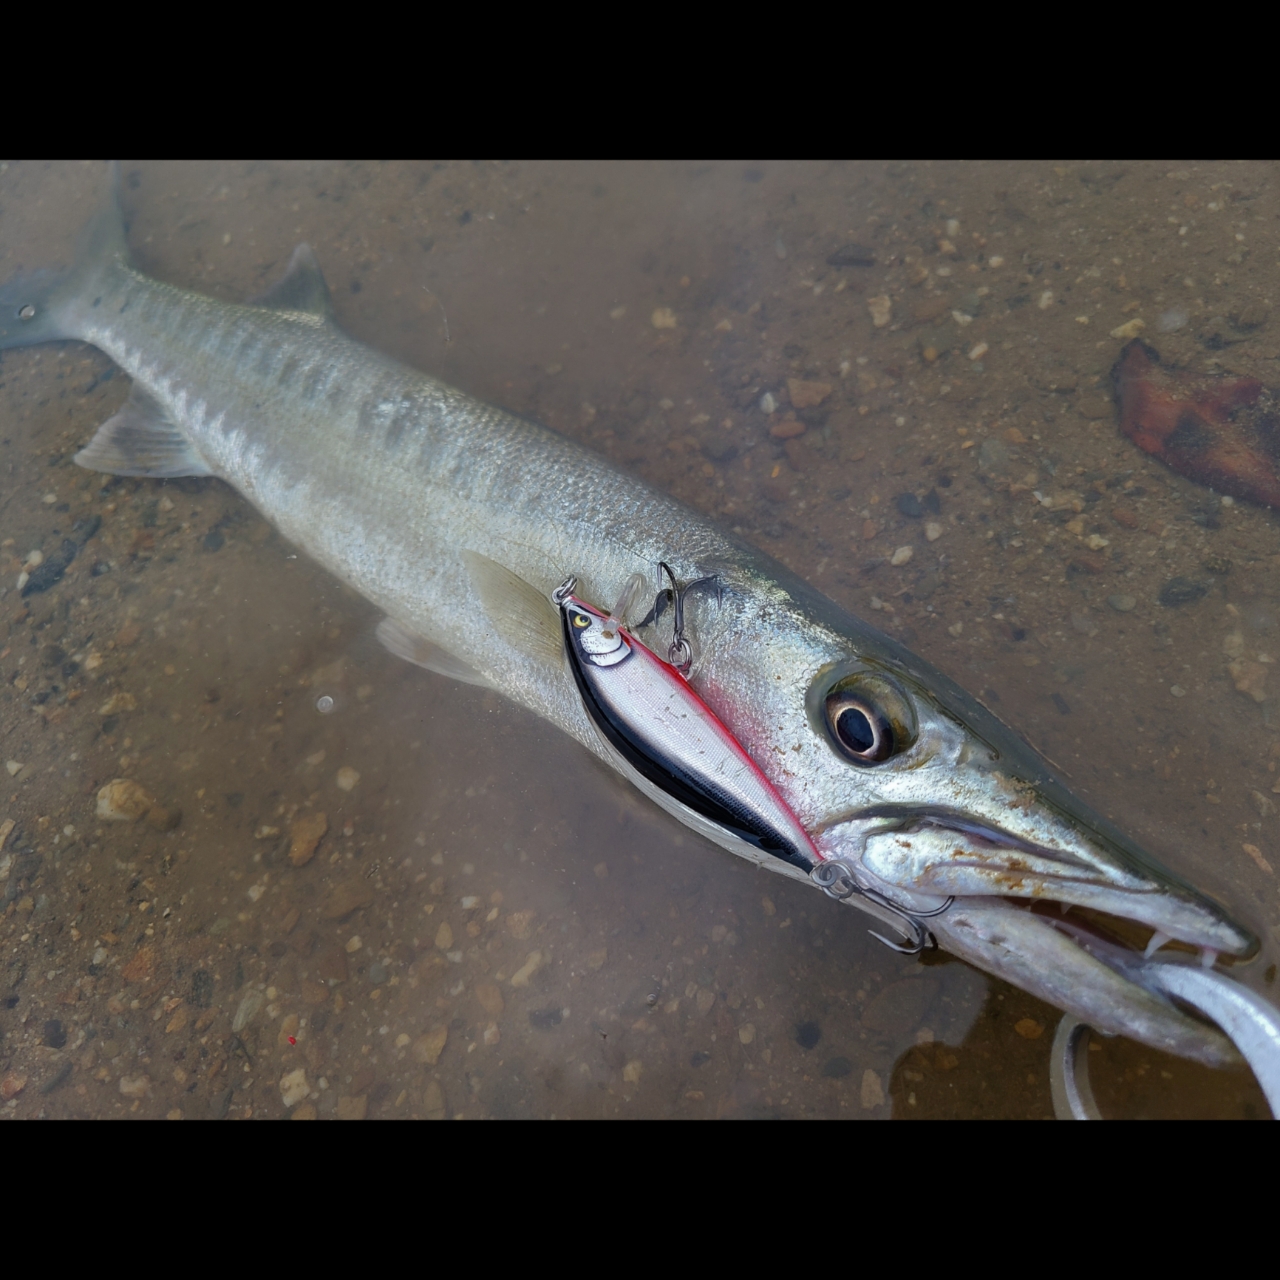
[768,416,806,439]
[826,243,876,267]
[411,1026,448,1065]
[968,342,989,362]
[434,922,454,950]
[336,1095,368,1120]
[787,378,832,409]
[475,982,505,1015]
[695,988,716,1015]
[1107,594,1137,612]
[95,778,180,830]
[320,880,374,920]
[1,1072,26,1100]
[288,811,328,867]
[510,950,544,987]
[795,1021,821,1050]
[345,935,363,953]
[279,1068,309,1107]
[335,766,360,792]
[1158,306,1189,333]
[867,296,892,328]
[1014,1018,1044,1040]
[650,308,677,330]
[860,1069,886,1109]
[1170,685,1187,698]
[5,761,23,777]
[1038,290,1054,310]
[925,522,943,542]
[232,990,265,1032]
[1159,577,1208,607]
[368,962,388,984]
[622,1060,643,1084]
[760,391,777,415]
[890,546,914,567]
[291,1104,317,1121]
[97,692,137,715]
[1110,318,1146,340]
[895,492,924,518]
[738,1023,756,1045]
[118,1074,149,1098]
[1228,659,1269,703]
[483,1022,501,1045]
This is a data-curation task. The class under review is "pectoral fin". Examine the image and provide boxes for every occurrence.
[375,618,492,687]
[74,383,213,478]
[461,551,563,666]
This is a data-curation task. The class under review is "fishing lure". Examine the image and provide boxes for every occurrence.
[552,573,820,873]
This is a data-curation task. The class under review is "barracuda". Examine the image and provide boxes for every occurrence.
[0,184,1260,1068]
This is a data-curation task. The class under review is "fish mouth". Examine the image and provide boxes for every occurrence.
[817,806,1257,1066]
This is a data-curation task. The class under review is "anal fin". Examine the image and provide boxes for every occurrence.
[376,617,492,687]
[74,383,212,478]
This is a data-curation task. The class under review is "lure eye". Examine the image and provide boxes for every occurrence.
[572,614,591,629]
[824,693,894,763]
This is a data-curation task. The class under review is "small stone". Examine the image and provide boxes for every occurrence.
[868,295,892,327]
[97,692,137,715]
[118,1074,149,1098]
[738,1023,756,1045]
[475,982,505,1015]
[787,378,832,409]
[288,811,328,867]
[1,1072,26,1100]
[96,778,156,822]
[368,962,388,984]
[976,437,1011,476]
[1038,290,1055,310]
[1231,301,1269,331]
[483,1022,501,1046]
[434,921,454,950]
[321,880,374,920]
[695,987,717,1015]
[345,935,362,953]
[420,1081,447,1120]
[5,761,23,777]
[291,1103,317,1120]
[862,520,879,541]
[1229,659,1269,703]
[968,341,989,362]
[165,1005,188,1034]
[232,990,265,1032]
[622,1060,643,1084]
[826,243,875,267]
[650,308,677,330]
[768,416,806,439]
[1110,318,1146,340]
[925,522,943,542]
[1159,578,1208,608]
[1085,534,1110,550]
[335,766,360,792]
[1242,843,1274,875]
[890,546,914,567]
[411,1026,448,1065]
[336,1095,368,1120]
[795,1021,821,1050]
[760,391,777,415]
[1107,594,1137,613]
[280,1068,309,1107]
[585,948,607,971]
[895,492,924,518]
[120,945,156,983]
[277,1013,300,1047]
[505,910,535,940]
[510,950,544,987]
[860,1069,886,1108]
[1170,685,1187,698]
[1014,1018,1045,1040]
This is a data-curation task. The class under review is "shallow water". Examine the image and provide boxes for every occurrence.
[1,159,1277,1119]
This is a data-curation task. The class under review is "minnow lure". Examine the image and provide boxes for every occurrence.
[552,574,821,873]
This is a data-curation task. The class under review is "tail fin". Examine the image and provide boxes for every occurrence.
[0,168,130,351]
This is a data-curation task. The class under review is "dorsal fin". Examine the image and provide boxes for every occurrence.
[250,244,333,319]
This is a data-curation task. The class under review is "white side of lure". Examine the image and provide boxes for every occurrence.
[555,583,822,873]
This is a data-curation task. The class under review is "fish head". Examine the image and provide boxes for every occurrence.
[698,574,1258,1066]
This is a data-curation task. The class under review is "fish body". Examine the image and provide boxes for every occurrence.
[0,186,1262,1066]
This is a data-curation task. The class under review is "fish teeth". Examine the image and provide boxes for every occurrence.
[1144,930,1172,959]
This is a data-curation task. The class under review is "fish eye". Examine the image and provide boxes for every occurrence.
[572,614,591,629]
[818,672,916,765]
[825,693,893,762]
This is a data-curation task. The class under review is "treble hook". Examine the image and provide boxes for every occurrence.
[656,561,719,676]
[811,860,952,955]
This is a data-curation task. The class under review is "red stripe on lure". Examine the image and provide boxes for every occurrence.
[554,577,822,873]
